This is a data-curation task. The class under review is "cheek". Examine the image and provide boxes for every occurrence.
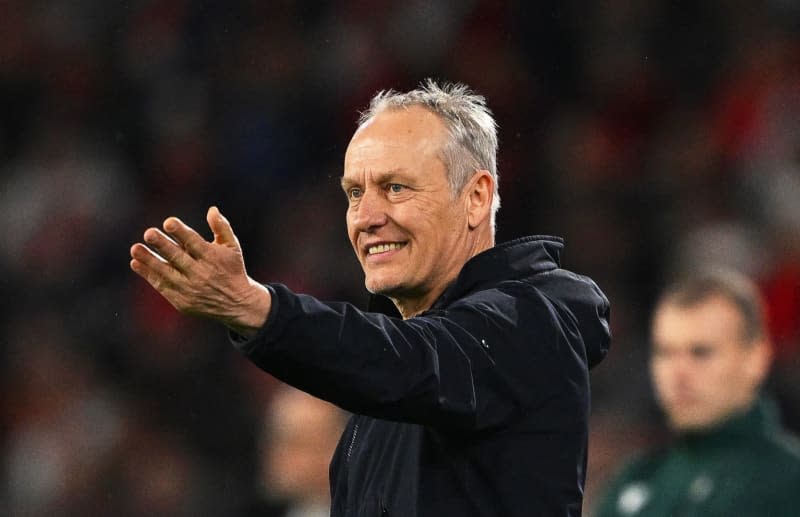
[651,367,672,398]
[651,361,689,395]
[410,194,459,226]
[345,220,359,249]
[650,361,669,385]
[701,355,734,379]
[711,357,749,388]
[425,206,467,244]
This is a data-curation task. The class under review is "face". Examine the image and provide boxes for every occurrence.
[263,389,344,501]
[342,106,475,312]
[650,295,767,431]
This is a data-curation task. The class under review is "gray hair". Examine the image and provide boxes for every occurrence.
[357,79,500,232]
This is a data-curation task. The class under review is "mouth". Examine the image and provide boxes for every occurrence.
[365,242,407,256]
[668,392,699,406]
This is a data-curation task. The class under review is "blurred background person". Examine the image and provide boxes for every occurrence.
[241,385,347,517]
[594,270,800,517]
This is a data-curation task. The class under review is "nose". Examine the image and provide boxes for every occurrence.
[666,353,696,385]
[349,189,388,232]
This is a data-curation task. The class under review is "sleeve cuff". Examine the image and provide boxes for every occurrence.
[228,283,279,353]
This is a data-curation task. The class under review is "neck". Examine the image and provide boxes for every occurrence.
[392,286,449,319]
[392,233,494,319]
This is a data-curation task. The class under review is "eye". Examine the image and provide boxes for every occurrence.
[348,187,362,200]
[690,344,713,359]
[388,183,404,193]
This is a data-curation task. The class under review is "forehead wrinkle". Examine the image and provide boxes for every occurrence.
[341,168,408,185]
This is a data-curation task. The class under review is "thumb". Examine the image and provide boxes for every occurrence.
[207,206,239,247]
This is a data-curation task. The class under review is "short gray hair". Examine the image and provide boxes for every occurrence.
[357,79,500,232]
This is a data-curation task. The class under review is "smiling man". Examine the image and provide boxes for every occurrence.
[130,80,611,516]
[342,103,493,318]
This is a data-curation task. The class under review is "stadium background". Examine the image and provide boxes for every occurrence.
[1,1,799,514]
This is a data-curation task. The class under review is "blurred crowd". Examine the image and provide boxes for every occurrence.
[1,1,799,515]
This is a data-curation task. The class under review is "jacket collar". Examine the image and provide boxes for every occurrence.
[679,397,781,451]
[367,236,564,316]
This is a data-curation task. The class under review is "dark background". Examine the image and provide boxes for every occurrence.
[1,1,799,515]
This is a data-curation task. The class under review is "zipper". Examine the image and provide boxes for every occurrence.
[339,419,360,515]
[346,422,360,463]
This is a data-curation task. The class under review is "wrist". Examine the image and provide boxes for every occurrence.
[227,280,271,338]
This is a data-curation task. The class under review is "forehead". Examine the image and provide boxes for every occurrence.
[344,106,447,177]
[652,295,745,348]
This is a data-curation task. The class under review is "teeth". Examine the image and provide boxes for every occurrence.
[368,242,405,255]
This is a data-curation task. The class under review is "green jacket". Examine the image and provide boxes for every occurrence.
[594,399,800,517]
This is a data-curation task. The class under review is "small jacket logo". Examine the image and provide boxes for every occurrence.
[688,474,714,503]
[617,482,650,515]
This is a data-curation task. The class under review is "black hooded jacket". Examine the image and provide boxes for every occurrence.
[234,236,611,516]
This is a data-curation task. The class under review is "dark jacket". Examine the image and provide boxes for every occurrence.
[234,236,611,516]
[594,398,800,517]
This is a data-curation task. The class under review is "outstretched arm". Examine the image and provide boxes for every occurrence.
[129,206,271,337]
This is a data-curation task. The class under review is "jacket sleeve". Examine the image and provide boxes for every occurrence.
[233,282,583,432]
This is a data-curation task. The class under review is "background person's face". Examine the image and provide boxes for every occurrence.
[343,106,472,306]
[263,389,344,502]
[650,295,764,431]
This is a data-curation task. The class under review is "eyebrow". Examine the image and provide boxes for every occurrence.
[340,168,409,190]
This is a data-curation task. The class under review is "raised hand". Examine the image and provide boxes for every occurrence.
[130,206,270,337]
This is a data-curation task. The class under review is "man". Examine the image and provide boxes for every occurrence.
[130,80,611,515]
[243,385,347,517]
[595,270,800,517]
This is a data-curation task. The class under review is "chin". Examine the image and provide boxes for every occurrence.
[670,419,700,432]
[669,413,713,432]
[364,277,400,296]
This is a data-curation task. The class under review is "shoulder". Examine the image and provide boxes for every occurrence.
[755,427,800,472]
[607,446,671,483]
[447,268,596,315]
[442,281,556,336]
[594,448,670,517]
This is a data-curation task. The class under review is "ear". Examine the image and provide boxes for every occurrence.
[744,338,773,388]
[466,170,494,230]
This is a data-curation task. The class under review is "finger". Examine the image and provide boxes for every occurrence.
[141,228,195,273]
[207,206,239,247]
[130,256,184,309]
[162,217,209,258]
[130,242,185,287]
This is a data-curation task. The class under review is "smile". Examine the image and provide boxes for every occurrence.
[367,242,407,255]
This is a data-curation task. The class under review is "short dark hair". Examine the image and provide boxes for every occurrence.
[656,269,767,343]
